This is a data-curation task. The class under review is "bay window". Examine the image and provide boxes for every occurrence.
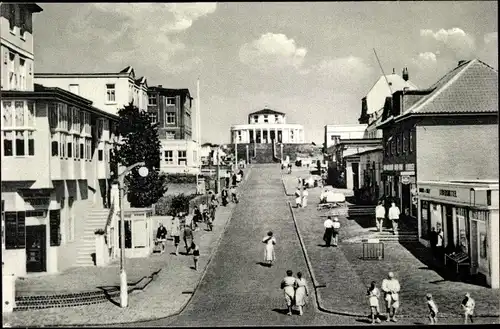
[2,100,35,156]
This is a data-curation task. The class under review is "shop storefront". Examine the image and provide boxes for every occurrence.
[382,163,417,219]
[417,180,499,289]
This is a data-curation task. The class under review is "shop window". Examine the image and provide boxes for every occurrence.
[420,200,430,239]
[4,211,26,249]
[49,209,61,246]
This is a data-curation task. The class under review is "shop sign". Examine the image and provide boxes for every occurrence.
[419,187,431,194]
[383,164,394,171]
[401,175,411,185]
[439,189,457,197]
[405,163,415,171]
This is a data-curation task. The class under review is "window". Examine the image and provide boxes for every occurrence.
[80,141,84,159]
[166,112,175,125]
[264,115,268,123]
[149,112,157,124]
[403,132,408,154]
[167,97,175,105]
[69,84,79,95]
[2,100,35,156]
[85,138,92,160]
[396,135,401,155]
[8,52,16,90]
[409,131,414,153]
[79,111,85,134]
[19,58,26,90]
[73,136,79,159]
[5,211,25,249]
[253,115,258,123]
[178,150,187,165]
[98,149,103,161]
[391,139,396,156]
[166,132,175,140]
[148,94,157,105]
[60,133,66,157]
[164,150,173,164]
[51,133,58,156]
[67,107,73,132]
[274,114,279,123]
[106,84,116,103]
[67,138,72,158]
[49,210,61,247]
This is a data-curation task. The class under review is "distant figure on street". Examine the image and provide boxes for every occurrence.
[458,229,469,254]
[156,223,168,253]
[295,187,302,208]
[191,242,200,271]
[381,272,400,322]
[225,175,230,188]
[183,215,194,254]
[461,292,475,324]
[367,281,382,324]
[297,177,302,188]
[426,293,439,325]
[232,173,237,186]
[230,185,239,203]
[281,270,296,316]
[262,231,276,266]
[436,225,444,262]
[388,202,401,235]
[429,227,438,258]
[171,216,181,256]
[221,188,229,206]
[323,216,334,247]
[287,162,292,174]
[332,217,341,247]
[375,201,386,232]
[294,272,309,316]
[301,187,309,208]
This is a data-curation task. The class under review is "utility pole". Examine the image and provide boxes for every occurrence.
[216,147,220,194]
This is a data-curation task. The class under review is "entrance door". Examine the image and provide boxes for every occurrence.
[402,184,411,216]
[26,225,46,272]
[445,205,454,250]
[352,163,359,190]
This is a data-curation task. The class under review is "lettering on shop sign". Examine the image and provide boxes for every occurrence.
[439,189,457,197]
[419,188,431,194]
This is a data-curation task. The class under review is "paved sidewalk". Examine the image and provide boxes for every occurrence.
[282,171,500,322]
[2,168,252,327]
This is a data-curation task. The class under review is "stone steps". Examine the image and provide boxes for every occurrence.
[74,210,112,267]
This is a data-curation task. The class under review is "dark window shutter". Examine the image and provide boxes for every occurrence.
[49,210,61,246]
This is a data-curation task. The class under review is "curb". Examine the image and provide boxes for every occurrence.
[283,175,500,320]
[73,166,254,327]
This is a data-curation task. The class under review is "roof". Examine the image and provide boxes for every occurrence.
[35,66,137,79]
[148,86,192,98]
[344,146,383,158]
[249,108,285,116]
[365,74,418,114]
[396,59,498,121]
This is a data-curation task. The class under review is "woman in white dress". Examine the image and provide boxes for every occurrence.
[281,270,296,316]
[294,272,309,316]
[294,188,302,208]
[301,187,309,208]
[262,231,276,266]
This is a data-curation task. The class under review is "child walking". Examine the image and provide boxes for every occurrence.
[426,293,438,324]
[367,281,381,324]
[191,242,200,271]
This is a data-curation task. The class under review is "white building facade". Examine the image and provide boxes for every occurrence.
[231,108,305,144]
[324,124,367,148]
[34,66,148,116]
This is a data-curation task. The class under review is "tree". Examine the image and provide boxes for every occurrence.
[111,102,168,207]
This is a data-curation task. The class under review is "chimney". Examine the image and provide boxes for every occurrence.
[392,68,395,74]
[402,67,409,81]
[458,60,467,67]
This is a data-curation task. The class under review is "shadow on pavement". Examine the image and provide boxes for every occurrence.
[271,308,300,316]
[96,286,120,307]
[256,262,271,268]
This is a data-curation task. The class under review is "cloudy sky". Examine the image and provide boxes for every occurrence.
[34,2,498,144]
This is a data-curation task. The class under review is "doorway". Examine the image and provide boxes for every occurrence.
[26,225,46,272]
[445,205,455,251]
[352,163,359,190]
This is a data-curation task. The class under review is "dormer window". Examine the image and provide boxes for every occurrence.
[253,115,258,123]
[264,115,268,123]
[274,114,279,123]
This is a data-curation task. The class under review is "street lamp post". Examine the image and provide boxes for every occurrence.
[117,161,148,308]
[215,148,220,194]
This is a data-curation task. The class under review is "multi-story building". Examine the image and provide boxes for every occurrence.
[378,59,498,288]
[231,108,305,144]
[147,85,200,174]
[34,66,149,116]
[1,3,120,277]
[324,124,367,149]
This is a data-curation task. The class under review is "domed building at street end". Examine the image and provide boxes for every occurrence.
[230,108,305,144]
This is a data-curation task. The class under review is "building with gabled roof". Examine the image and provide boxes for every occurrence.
[34,66,150,115]
[377,59,498,288]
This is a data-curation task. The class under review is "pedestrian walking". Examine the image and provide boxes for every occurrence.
[230,185,239,203]
[280,270,296,316]
[461,292,475,324]
[429,227,438,258]
[301,187,309,208]
[294,272,309,316]
[156,223,168,253]
[171,215,181,256]
[436,225,444,262]
[287,162,292,174]
[323,216,334,247]
[262,231,276,266]
[332,217,341,247]
[367,281,382,324]
[381,272,400,322]
[388,202,400,235]
[294,187,302,208]
[426,293,439,324]
[231,173,237,186]
[191,242,200,271]
[183,215,194,254]
[375,201,386,232]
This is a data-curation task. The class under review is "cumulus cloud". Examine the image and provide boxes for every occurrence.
[413,51,438,68]
[420,27,475,58]
[68,3,217,73]
[239,33,308,71]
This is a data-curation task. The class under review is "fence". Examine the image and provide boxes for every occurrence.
[362,240,384,260]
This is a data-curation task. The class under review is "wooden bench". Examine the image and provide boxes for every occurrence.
[444,252,470,275]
